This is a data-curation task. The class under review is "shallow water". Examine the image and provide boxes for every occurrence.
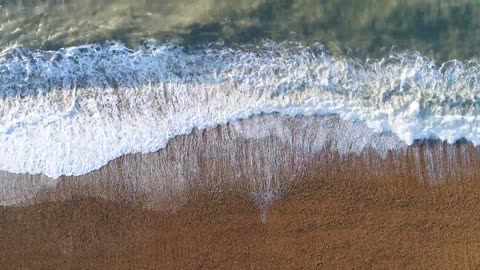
[1,0,480,60]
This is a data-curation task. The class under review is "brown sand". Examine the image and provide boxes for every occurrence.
[2,156,480,269]
[2,115,480,269]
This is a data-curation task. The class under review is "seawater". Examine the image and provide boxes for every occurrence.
[1,41,480,178]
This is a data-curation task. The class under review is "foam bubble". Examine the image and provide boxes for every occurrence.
[1,41,479,178]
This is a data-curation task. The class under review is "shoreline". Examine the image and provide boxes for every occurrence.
[2,114,480,209]
[2,115,480,268]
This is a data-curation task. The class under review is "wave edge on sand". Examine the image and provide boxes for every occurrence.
[1,114,479,210]
[1,41,480,178]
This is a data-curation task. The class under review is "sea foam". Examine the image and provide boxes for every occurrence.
[1,41,479,178]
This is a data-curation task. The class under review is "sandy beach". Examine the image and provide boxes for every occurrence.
[2,116,480,269]
[2,1,480,269]
[3,160,480,269]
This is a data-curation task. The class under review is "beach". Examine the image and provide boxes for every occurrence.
[3,148,480,269]
[2,1,480,268]
[2,115,480,268]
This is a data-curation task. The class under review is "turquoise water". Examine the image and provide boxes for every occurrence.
[1,0,479,60]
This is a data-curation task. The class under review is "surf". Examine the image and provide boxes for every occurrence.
[0,41,480,179]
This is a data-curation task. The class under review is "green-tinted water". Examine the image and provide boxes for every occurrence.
[0,0,479,60]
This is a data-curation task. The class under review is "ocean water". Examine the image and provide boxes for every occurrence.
[1,0,480,205]
[1,0,480,59]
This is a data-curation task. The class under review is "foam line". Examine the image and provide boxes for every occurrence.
[0,41,479,178]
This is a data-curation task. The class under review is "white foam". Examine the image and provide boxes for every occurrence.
[0,41,479,178]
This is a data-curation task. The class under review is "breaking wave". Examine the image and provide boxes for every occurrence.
[1,41,480,178]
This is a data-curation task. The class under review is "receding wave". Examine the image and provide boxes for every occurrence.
[1,41,480,179]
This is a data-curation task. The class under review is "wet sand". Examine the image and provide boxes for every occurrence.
[2,115,480,269]
[3,155,480,269]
